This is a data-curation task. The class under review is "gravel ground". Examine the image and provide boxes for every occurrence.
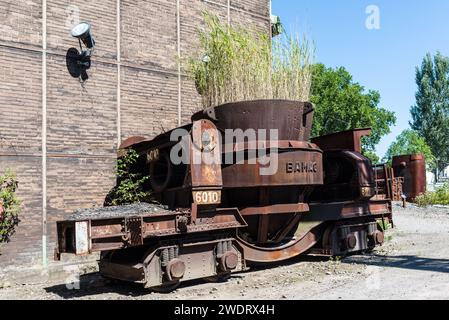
[1,202,449,300]
[66,203,170,220]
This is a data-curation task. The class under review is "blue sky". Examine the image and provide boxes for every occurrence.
[272,0,449,158]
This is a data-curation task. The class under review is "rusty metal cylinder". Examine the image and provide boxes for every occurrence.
[392,154,426,201]
[192,100,315,141]
[219,251,239,271]
[166,258,186,280]
[345,234,357,250]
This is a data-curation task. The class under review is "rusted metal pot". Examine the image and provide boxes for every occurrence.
[192,99,315,141]
[392,154,426,201]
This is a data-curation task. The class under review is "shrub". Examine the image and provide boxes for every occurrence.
[0,169,21,244]
[106,149,153,206]
[415,184,449,207]
[187,12,313,109]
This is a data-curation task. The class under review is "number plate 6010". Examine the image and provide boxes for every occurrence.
[193,190,221,205]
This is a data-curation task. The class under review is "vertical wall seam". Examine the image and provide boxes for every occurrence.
[269,0,272,37]
[42,0,47,269]
[177,0,181,126]
[227,0,231,26]
[117,0,121,147]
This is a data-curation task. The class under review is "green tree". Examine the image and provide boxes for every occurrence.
[383,129,435,169]
[363,151,380,164]
[410,52,449,176]
[311,64,396,153]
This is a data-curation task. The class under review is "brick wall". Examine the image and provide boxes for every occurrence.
[0,0,270,273]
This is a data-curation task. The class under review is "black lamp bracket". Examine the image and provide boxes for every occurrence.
[78,39,94,58]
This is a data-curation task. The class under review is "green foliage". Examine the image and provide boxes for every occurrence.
[377,219,392,232]
[363,150,380,164]
[383,129,435,169]
[415,184,449,207]
[310,64,396,152]
[410,52,449,172]
[0,169,21,243]
[107,149,152,206]
[329,256,341,263]
[272,32,314,101]
[187,12,313,109]
[271,15,283,37]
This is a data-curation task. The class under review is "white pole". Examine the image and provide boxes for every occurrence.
[42,0,48,269]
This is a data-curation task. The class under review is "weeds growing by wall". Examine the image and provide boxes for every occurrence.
[187,13,313,109]
[0,170,21,244]
[105,150,153,206]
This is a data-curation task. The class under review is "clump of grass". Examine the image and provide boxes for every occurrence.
[329,256,341,263]
[272,32,313,101]
[415,184,449,207]
[187,12,313,109]
[0,169,21,244]
[377,219,392,232]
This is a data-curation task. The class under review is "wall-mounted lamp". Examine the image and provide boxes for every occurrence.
[66,22,96,82]
[71,22,96,52]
